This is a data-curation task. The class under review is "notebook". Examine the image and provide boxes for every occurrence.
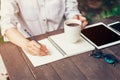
[23,33,95,67]
[81,22,120,49]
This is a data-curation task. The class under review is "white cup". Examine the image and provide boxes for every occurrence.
[64,19,82,43]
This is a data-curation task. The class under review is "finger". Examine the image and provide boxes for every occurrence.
[31,44,41,53]
[73,15,78,19]
[29,46,47,56]
[27,47,38,56]
[31,40,41,48]
[77,15,86,22]
[31,43,48,56]
[79,17,88,29]
[81,21,88,29]
[32,41,48,54]
[40,44,48,53]
[32,41,47,53]
[27,41,41,52]
[39,50,48,56]
[29,43,48,56]
[28,47,47,56]
[80,17,86,21]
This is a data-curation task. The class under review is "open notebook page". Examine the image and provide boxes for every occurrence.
[23,39,64,67]
[49,33,95,56]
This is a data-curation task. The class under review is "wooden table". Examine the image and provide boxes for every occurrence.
[0,16,120,80]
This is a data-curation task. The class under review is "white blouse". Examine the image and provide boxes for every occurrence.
[1,0,80,39]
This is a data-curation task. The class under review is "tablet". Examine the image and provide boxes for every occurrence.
[108,21,120,35]
[81,22,120,49]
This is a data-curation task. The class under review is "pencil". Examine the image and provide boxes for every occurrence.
[24,29,42,46]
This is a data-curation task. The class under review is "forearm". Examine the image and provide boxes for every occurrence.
[5,28,48,56]
[5,28,29,48]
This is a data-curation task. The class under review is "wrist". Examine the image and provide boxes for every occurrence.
[20,39,30,49]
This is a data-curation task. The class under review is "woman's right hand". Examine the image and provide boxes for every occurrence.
[5,28,48,56]
[23,40,48,56]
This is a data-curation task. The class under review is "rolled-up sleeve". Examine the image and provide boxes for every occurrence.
[65,0,81,19]
[1,0,19,36]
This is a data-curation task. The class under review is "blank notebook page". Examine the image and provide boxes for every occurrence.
[49,33,95,56]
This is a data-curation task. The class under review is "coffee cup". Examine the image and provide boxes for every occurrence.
[64,19,82,43]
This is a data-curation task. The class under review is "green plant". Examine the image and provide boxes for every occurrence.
[78,0,120,24]
[98,4,120,19]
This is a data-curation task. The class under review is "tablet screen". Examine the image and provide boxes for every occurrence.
[81,24,120,48]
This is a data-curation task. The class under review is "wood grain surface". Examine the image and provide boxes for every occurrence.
[0,16,120,80]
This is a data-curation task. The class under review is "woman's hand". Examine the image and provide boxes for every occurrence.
[73,15,88,30]
[23,40,48,56]
[5,28,48,56]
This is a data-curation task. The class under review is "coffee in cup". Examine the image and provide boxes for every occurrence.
[64,19,82,43]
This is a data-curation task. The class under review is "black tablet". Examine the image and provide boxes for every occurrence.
[81,22,120,49]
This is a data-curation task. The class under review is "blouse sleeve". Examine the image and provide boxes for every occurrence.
[65,0,81,19]
[1,0,19,36]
